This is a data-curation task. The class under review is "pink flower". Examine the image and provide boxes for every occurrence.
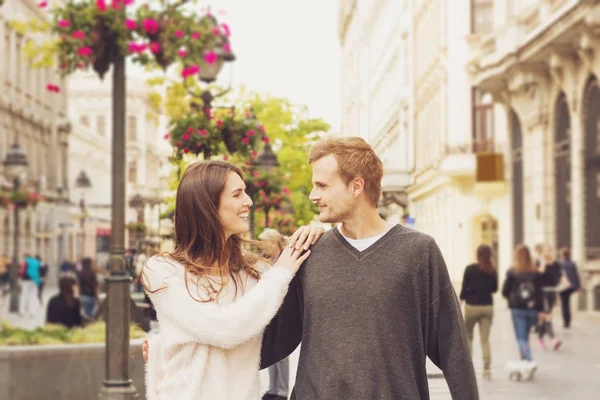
[181,65,200,79]
[212,27,221,36]
[183,148,190,154]
[242,138,249,144]
[125,19,137,30]
[204,51,217,64]
[58,20,71,28]
[216,120,223,128]
[163,133,169,140]
[223,155,229,161]
[39,1,48,8]
[128,42,147,54]
[191,32,200,40]
[150,42,161,54]
[182,133,190,141]
[218,10,227,15]
[224,43,232,53]
[263,137,270,144]
[46,84,60,93]
[78,47,92,57]
[71,31,85,40]
[258,125,265,133]
[251,151,258,158]
[187,127,194,134]
[198,130,208,136]
[246,129,255,137]
[175,30,184,38]
[282,187,290,195]
[221,23,231,37]
[142,18,159,34]
[177,49,188,57]
[97,0,107,11]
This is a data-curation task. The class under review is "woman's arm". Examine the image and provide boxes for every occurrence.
[152,267,295,349]
[459,266,470,301]
[501,272,513,299]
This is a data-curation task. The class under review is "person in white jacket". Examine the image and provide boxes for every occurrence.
[142,160,322,400]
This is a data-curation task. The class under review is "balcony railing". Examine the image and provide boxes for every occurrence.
[444,138,497,156]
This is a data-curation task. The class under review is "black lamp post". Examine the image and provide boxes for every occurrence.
[129,194,146,247]
[74,170,92,258]
[2,142,29,313]
[250,142,279,238]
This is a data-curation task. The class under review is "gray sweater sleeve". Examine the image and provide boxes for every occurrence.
[426,240,479,400]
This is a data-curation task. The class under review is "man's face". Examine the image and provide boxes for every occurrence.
[309,155,355,223]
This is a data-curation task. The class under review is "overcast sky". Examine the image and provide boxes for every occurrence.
[196,0,341,131]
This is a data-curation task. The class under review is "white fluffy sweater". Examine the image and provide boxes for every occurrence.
[144,255,294,400]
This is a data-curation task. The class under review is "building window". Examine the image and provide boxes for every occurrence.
[97,115,106,137]
[127,116,137,142]
[80,115,90,127]
[471,0,494,35]
[472,88,494,152]
[128,161,137,184]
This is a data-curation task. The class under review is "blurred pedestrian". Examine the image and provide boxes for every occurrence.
[536,245,563,351]
[558,247,581,328]
[460,244,497,380]
[502,244,561,379]
[78,257,98,320]
[18,253,41,317]
[46,273,82,328]
[36,255,48,302]
[259,228,291,400]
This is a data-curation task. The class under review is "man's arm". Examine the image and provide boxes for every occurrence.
[260,274,303,369]
[426,240,479,400]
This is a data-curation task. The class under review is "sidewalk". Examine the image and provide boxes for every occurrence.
[259,306,600,399]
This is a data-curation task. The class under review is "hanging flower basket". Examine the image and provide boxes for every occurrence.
[167,107,268,160]
[0,190,44,208]
[35,1,234,80]
[126,222,146,233]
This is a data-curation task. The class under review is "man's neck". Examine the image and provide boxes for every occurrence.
[339,209,391,240]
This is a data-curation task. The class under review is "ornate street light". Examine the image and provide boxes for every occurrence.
[249,141,280,238]
[74,171,92,257]
[2,141,29,312]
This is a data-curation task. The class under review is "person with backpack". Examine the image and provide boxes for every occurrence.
[501,244,561,379]
[557,247,582,328]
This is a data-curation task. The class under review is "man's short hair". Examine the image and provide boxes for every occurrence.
[309,137,383,207]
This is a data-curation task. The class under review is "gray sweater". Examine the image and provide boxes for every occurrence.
[261,224,478,399]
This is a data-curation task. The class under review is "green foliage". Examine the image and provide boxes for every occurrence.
[0,321,146,346]
[153,84,331,229]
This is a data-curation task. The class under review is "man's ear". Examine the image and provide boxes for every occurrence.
[351,177,365,199]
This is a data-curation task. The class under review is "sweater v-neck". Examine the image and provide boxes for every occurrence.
[332,224,402,261]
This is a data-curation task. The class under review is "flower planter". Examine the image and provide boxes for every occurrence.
[0,340,146,400]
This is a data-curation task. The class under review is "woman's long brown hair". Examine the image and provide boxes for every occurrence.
[476,244,496,276]
[513,244,537,273]
[143,161,264,302]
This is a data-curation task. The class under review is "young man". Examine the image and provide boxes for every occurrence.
[261,137,478,399]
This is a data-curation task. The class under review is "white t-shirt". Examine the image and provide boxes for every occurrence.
[337,224,394,251]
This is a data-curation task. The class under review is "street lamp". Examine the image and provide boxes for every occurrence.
[2,142,29,312]
[249,143,280,238]
[129,194,146,248]
[74,170,92,258]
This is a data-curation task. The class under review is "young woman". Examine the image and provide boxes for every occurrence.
[502,244,559,378]
[459,244,497,380]
[142,161,322,400]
